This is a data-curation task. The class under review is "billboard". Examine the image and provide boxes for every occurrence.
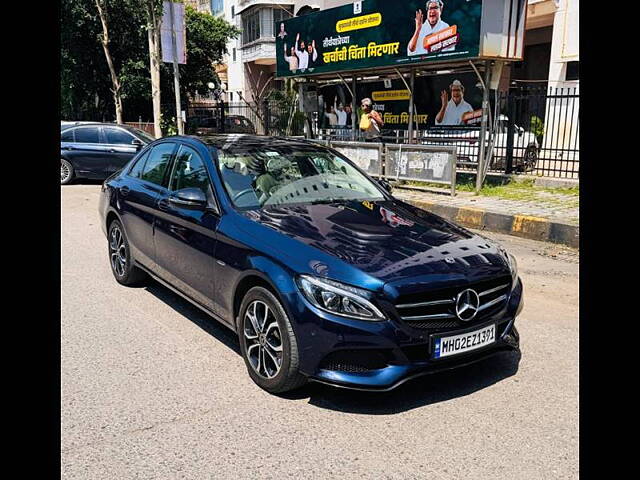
[316,72,484,130]
[276,0,483,78]
[161,1,186,64]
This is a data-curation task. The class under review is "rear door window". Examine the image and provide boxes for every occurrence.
[128,149,151,178]
[74,127,100,143]
[140,143,176,186]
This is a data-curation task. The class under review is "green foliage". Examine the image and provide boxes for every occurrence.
[180,6,240,97]
[160,114,178,136]
[61,0,239,122]
[529,115,544,139]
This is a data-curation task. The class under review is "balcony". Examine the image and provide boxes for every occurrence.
[241,39,277,65]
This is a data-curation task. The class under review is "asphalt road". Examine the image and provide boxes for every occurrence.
[61,184,579,479]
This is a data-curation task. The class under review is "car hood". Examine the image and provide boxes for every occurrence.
[239,198,511,291]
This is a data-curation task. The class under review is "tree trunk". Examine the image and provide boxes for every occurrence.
[95,0,123,124]
[145,0,162,138]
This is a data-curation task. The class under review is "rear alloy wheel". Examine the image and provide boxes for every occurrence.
[239,287,307,393]
[61,159,74,184]
[107,220,148,286]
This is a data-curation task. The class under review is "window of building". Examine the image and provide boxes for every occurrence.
[210,0,223,15]
[566,61,579,81]
[242,9,261,44]
[232,48,236,62]
[241,7,292,45]
[231,5,234,17]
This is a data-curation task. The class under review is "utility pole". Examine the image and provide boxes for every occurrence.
[475,61,491,193]
[169,1,184,135]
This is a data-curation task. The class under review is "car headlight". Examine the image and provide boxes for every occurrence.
[507,253,518,285]
[296,275,385,321]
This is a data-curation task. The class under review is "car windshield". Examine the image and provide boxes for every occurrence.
[216,145,385,210]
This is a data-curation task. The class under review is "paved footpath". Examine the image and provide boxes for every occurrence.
[394,187,579,248]
[62,184,578,480]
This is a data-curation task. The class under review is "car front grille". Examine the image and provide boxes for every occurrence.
[394,276,512,332]
[318,349,389,373]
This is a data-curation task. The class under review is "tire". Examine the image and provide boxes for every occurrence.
[61,159,74,185]
[107,219,148,287]
[238,286,307,393]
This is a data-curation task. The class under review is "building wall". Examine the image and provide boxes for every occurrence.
[220,1,578,101]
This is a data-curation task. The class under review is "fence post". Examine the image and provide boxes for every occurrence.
[219,100,225,134]
[505,92,515,174]
[263,99,270,136]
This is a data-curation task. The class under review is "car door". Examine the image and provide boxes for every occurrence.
[153,143,221,314]
[119,142,177,269]
[63,126,111,178]
[102,126,140,174]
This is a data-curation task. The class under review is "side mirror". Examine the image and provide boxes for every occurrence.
[169,187,208,210]
[131,138,144,150]
[377,178,393,194]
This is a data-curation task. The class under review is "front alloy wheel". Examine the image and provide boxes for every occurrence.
[243,300,283,379]
[239,287,307,393]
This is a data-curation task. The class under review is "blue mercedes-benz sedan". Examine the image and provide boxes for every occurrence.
[99,134,522,393]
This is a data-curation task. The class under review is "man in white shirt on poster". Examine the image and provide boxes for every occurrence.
[435,80,474,126]
[294,33,318,71]
[407,1,455,56]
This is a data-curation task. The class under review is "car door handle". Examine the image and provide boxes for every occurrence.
[120,186,130,197]
[108,148,117,153]
[170,225,188,236]
[61,146,74,150]
[157,198,170,211]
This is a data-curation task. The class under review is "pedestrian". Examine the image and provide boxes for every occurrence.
[335,100,347,127]
[359,98,384,142]
[324,104,338,128]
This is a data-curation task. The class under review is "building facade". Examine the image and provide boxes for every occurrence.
[192,1,578,102]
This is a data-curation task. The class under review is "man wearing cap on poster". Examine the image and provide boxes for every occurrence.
[435,79,474,126]
[408,1,455,56]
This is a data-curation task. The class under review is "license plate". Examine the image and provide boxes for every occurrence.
[433,324,496,359]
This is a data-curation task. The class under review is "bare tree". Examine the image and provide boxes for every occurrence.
[238,64,274,134]
[95,0,123,124]
[143,0,163,138]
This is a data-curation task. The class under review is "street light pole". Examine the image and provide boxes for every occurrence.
[169,1,184,135]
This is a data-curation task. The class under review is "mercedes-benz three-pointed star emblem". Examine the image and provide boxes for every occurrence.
[455,289,480,321]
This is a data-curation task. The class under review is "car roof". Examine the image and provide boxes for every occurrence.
[192,134,325,150]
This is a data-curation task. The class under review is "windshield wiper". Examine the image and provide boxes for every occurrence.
[309,198,349,205]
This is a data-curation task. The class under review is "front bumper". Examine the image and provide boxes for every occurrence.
[287,278,523,392]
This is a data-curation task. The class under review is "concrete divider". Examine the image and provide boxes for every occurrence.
[402,198,579,248]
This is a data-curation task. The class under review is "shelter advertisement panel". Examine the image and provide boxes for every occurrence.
[317,72,483,130]
[276,0,483,78]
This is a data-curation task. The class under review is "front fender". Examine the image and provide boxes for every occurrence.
[229,257,299,331]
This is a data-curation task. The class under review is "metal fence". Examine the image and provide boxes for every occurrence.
[172,87,578,179]
[185,101,305,137]
[315,86,579,179]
